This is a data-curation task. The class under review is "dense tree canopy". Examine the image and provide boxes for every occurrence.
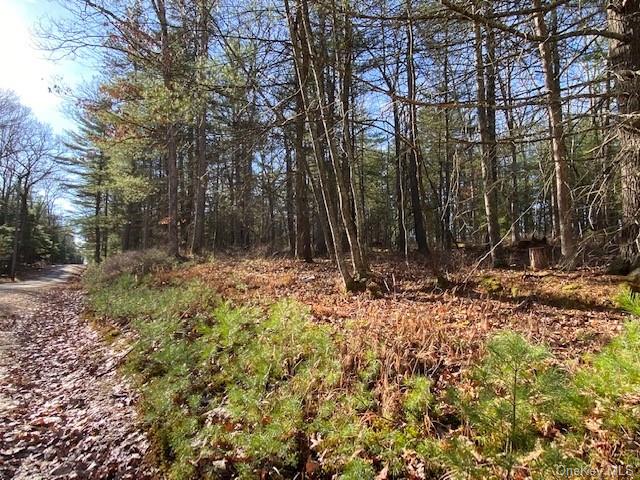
[40,0,640,288]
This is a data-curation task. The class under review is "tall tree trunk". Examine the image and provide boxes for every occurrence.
[122,203,133,251]
[166,126,180,255]
[532,0,575,259]
[154,0,179,257]
[242,145,252,248]
[285,0,361,291]
[285,137,296,254]
[340,7,368,268]
[294,59,312,261]
[191,0,210,256]
[608,0,640,262]
[142,160,152,250]
[498,62,520,244]
[192,110,207,255]
[306,158,332,258]
[304,0,368,281]
[303,115,333,258]
[442,38,453,249]
[474,12,502,266]
[103,192,109,259]
[393,97,407,254]
[94,190,102,263]
[9,181,23,281]
[406,4,429,255]
[142,202,149,250]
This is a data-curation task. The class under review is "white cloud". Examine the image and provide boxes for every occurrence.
[0,0,73,132]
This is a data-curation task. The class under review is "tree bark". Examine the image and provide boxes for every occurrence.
[285,0,363,290]
[340,8,369,268]
[192,109,207,255]
[94,190,102,263]
[304,0,369,281]
[154,0,180,257]
[529,247,548,271]
[294,58,312,261]
[497,61,520,244]
[191,2,210,255]
[9,181,23,280]
[608,0,640,262]
[442,43,453,250]
[406,4,429,256]
[285,137,296,254]
[474,11,502,266]
[532,0,575,260]
[393,96,407,254]
[196,1,211,255]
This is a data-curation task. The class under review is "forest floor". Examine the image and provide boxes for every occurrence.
[1,257,634,479]
[166,255,629,388]
[0,266,154,480]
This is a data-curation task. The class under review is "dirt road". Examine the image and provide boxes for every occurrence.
[0,266,154,479]
[0,266,84,317]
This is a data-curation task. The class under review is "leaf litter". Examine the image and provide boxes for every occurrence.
[0,256,633,479]
[166,257,629,396]
[0,286,155,480]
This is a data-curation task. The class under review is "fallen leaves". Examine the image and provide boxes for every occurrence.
[0,288,155,479]
[164,257,631,424]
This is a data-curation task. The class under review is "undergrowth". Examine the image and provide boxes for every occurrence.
[86,260,640,479]
[84,248,177,285]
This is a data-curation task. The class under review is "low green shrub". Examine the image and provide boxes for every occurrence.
[84,248,176,285]
[576,321,640,432]
[479,275,502,294]
[89,273,215,325]
[87,271,640,479]
[90,276,321,476]
[440,332,587,479]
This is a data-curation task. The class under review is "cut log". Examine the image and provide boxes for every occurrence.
[529,247,548,271]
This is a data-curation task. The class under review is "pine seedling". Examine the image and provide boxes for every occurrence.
[456,332,583,477]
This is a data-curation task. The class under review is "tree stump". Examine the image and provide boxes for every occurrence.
[529,247,548,271]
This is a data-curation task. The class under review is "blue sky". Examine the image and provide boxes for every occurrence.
[0,0,87,133]
[0,0,93,214]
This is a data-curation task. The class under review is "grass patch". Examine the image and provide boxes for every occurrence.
[85,258,640,479]
[616,287,640,317]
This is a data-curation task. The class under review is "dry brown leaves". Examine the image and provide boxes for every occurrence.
[169,256,629,409]
[0,287,155,480]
